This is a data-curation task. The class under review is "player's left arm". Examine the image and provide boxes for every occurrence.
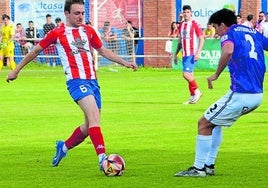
[9,33,15,43]
[195,35,204,61]
[97,46,137,71]
[8,25,16,44]
[89,27,137,71]
[194,23,205,61]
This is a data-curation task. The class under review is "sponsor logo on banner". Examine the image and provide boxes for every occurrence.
[181,0,239,28]
[14,0,65,30]
[35,1,64,13]
[200,50,221,66]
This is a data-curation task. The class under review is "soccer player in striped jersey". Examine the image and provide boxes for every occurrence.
[176,5,204,104]
[7,0,137,171]
[175,8,268,177]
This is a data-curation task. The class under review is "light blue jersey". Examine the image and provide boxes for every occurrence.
[221,24,268,93]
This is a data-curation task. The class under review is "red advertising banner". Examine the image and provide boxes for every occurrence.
[90,0,141,30]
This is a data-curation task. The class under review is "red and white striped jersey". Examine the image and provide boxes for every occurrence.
[39,24,102,81]
[178,20,203,57]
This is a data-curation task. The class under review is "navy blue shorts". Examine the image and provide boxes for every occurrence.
[67,79,101,109]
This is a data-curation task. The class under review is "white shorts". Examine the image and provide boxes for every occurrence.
[204,90,263,127]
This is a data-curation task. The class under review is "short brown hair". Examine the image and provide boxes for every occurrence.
[2,14,10,20]
[64,0,84,13]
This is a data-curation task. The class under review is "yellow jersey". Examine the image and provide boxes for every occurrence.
[1,23,15,43]
[0,23,15,57]
[203,27,215,38]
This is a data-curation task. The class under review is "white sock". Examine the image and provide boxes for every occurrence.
[193,135,212,169]
[98,153,106,162]
[205,126,223,166]
[62,144,68,153]
[194,88,200,95]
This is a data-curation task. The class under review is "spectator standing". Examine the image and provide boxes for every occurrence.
[236,14,242,24]
[101,21,118,54]
[55,17,62,27]
[175,8,268,177]
[24,20,40,53]
[242,14,254,28]
[6,0,138,171]
[266,13,268,24]
[173,13,184,63]
[260,13,268,38]
[255,11,266,32]
[165,21,178,57]
[261,19,268,37]
[43,14,57,66]
[168,21,178,38]
[43,14,56,35]
[176,5,204,104]
[0,14,16,71]
[122,20,139,57]
[14,23,27,55]
[177,13,184,26]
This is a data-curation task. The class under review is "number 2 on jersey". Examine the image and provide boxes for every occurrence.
[245,34,257,60]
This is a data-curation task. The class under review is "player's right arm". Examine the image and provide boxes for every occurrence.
[207,41,233,89]
[6,44,43,82]
[7,27,58,82]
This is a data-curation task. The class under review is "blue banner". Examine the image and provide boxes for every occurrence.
[175,0,241,28]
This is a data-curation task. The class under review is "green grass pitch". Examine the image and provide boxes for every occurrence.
[0,64,267,187]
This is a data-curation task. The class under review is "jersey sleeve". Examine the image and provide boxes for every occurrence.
[220,32,234,47]
[193,21,203,37]
[87,26,102,49]
[39,29,58,49]
[10,25,15,36]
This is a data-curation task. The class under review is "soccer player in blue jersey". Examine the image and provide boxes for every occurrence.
[174,8,268,177]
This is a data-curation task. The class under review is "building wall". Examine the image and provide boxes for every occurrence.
[240,0,260,23]
[0,1,10,18]
[143,0,176,67]
[143,0,261,67]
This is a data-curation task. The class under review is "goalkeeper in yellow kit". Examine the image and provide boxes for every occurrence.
[0,14,16,71]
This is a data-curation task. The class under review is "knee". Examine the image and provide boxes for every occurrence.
[197,116,213,135]
[183,72,189,80]
[183,72,193,81]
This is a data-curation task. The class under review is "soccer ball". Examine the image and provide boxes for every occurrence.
[102,154,125,177]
